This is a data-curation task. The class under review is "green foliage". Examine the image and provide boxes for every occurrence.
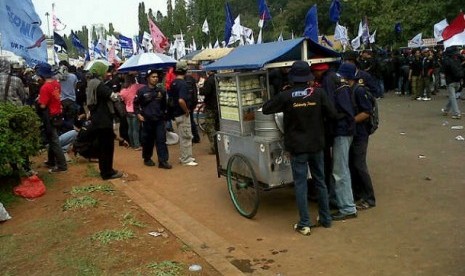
[70,183,115,195]
[147,261,183,276]
[0,103,41,176]
[91,228,135,244]
[122,212,146,228]
[63,195,99,210]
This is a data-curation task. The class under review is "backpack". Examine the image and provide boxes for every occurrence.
[352,83,379,135]
[184,75,198,110]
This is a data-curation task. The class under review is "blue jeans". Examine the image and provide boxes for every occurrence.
[59,129,78,153]
[332,136,356,215]
[444,82,461,116]
[291,151,331,227]
[126,114,141,148]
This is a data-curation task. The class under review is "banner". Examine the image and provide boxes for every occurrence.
[148,16,168,53]
[0,0,47,65]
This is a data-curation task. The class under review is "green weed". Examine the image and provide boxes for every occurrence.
[63,195,98,210]
[122,212,146,228]
[85,164,100,178]
[147,261,183,276]
[91,228,135,244]
[71,183,115,195]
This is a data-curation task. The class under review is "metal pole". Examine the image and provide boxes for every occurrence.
[45,12,50,37]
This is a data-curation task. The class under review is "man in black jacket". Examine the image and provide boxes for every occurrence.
[86,62,122,180]
[134,69,171,169]
[441,46,463,119]
[262,61,341,235]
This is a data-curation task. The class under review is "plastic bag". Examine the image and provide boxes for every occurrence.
[14,175,46,199]
[0,202,11,221]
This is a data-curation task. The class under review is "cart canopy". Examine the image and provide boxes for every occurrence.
[205,38,341,71]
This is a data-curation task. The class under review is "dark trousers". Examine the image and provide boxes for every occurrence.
[47,125,67,170]
[189,110,200,142]
[349,137,376,206]
[141,120,169,163]
[95,128,116,179]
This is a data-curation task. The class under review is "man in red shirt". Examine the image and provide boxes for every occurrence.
[37,63,67,173]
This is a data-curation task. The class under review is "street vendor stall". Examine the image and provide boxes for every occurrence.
[205,38,340,218]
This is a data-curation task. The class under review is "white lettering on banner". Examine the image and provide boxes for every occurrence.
[292,90,308,97]
[6,5,39,39]
[407,38,437,48]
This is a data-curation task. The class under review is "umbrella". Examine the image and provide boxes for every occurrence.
[118,52,177,72]
[83,59,110,71]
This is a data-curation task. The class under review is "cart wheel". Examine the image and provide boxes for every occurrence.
[195,104,206,132]
[226,153,259,218]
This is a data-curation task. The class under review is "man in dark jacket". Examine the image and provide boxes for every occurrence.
[262,61,341,235]
[86,62,122,180]
[134,69,171,169]
[199,70,219,154]
[441,46,463,119]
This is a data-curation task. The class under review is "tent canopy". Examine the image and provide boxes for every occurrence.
[205,38,341,71]
[191,48,234,62]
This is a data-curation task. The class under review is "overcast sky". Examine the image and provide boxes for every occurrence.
[32,0,167,38]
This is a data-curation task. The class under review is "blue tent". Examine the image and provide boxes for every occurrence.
[205,38,340,71]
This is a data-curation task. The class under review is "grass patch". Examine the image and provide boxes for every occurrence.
[122,212,146,228]
[63,195,98,210]
[91,228,135,244]
[180,243,192,252]
[147,261,183,276]
[0,175,19,206]
[85,164,100,178]
[40,172,57,187]
[70,183,115,195]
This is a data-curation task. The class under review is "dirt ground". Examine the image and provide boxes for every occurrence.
[2,90,465,275]
[0,159,219,275]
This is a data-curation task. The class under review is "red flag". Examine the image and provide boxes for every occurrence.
[442,12,465,41]
[148,16,169,53]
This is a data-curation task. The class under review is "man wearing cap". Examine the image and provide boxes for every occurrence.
[343,51,379,98]
[134,69,172,169]
[85,62,123,179]
[330,63,358,221]
[170,61,197,166]
[36,62,68,173]
[0,59,26,105]
[263,61,341,235]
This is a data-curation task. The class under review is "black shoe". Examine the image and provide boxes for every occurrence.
[158,161,172,169]
[331,211,357,221]
[102,171,123,180]
[144,159,155,166]
[44,161,55,168]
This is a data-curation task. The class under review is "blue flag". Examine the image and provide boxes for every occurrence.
[329,0,341,23]
[224,2,234,45]
[119,34,133,49]
[304,4,319,42]
[71,31,86,52]
[395,22,402,34]
[0,0,47,65]
[258,0,271,22]
[54,32,68,51]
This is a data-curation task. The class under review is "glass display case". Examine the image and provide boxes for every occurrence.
[215,71,269,135]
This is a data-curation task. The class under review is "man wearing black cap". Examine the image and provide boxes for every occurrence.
[263,61,341,235]
[134,69,172,169]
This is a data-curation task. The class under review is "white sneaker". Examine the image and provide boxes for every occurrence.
[293,224,311,236]
[182,161,198,166]
[441,108,449,116]
[416,97,423,101]
[423,97,432,101]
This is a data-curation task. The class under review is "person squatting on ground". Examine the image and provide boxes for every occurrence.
[86,62,122,180]
[170,61,198,166]
[36,63,68,173]
[120,74,144,150]
[441,46,463,120]
[199,70,219,154]
[330,63,358,221]
[263,61,342,235]
[133,69,172,169]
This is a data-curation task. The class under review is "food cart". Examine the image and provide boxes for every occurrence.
[205,38,340,218]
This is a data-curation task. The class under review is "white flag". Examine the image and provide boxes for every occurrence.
[213,39,219,48]
[357,21,363,37]
[228,15,243,45]
[192,37,197,51]
[277,32,283,42]
[257,28,263,44]
[202,19,209,34]
[351,36,361,50]
[334,23,348,44]
[409,32,423,48]
[369,30,376,44]
[434,19,449,42]
[208,42,212,49]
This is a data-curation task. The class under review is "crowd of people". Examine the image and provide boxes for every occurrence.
[0,44,463,235]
